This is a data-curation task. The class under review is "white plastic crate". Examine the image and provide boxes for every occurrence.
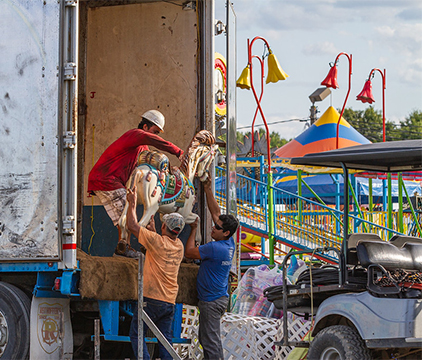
[175,307,311,360]
[174,305,202,360]
[222,313,280,360]
[274,315,311,360]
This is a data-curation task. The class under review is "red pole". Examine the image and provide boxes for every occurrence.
[334,52,353,149]
[250,55,265,156]
[382,69,386,142]
[247,36,272,172]
[367,68,387,142]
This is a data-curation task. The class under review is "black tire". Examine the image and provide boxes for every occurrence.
[307,325,371,360]
[0,282,31,360]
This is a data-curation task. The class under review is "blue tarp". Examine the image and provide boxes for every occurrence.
[274,174,421,205]
[216,174,421,206]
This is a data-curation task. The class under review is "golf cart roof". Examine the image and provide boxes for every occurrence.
[290,139,422,172]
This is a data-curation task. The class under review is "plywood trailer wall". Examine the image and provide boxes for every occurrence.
[79,2,200,255]
[83,2,199,206]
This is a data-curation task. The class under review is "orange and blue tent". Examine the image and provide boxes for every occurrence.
[275,106,370,159]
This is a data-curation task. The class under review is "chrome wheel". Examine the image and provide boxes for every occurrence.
[320,346,341,360]
[0,310,8,357]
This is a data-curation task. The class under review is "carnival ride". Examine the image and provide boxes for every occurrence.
[270,139,422,359]
[215,157,422,266]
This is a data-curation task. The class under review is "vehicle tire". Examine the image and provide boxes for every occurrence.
[307,325,371,360]
[0,282,31,360]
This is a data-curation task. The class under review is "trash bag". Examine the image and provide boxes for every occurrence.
[231,264,285,318]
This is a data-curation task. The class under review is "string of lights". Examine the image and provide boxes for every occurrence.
[237,117,309,130]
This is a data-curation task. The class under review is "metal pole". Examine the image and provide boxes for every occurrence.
[401,179,422,237]
[138,253,144,360]
[341,162,348,285]
[141,309,182,359]
[398,173,403,233]
[94,318,100,360]
[388,173,393,239]
[59,311,64,360]
[268,171,274,265]
[297,170,302,222]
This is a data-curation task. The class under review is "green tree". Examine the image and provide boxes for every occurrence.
[269,131,289,148]
[342,108,422,142]
[240,128,289,149]
[342,107,385,142]
[398,110,422,140]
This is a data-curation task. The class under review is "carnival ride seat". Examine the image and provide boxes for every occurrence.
[356,240,422,295]
[357,241,422,271]
[346,233,383,266]
[388,234,422,248]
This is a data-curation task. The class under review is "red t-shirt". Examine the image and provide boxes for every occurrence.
[88,129,183,192]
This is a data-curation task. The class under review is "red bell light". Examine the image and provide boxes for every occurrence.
[321,65,339,89]
[356,79,375,104]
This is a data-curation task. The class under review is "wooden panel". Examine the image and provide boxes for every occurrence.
[83,2,198,205]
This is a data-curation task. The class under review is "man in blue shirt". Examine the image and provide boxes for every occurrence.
[185,179,239,360]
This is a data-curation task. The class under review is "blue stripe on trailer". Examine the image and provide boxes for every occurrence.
[0,262,59,272]
[90,335,191,344]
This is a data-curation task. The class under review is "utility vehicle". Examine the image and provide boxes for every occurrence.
[269,139,422,360]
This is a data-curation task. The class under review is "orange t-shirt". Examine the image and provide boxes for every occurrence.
[137,227,184,304]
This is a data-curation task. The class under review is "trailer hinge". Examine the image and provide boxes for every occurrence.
[215,20,226,36]
[63,216,75,235]
[64,62,77,80]
[63,131,76,149]
[65,0,77,7]
[182,1,196,11]
[215,90,226,103]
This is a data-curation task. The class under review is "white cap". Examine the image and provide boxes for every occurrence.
[142,110,165,132]
[163,213,185,235]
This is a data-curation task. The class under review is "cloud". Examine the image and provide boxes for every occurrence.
[375,24,422,56]
[234,0,422,33]
[230,0,422,130]
[397,6,422,21]
[303,42,339,57]
[399,58,422,85]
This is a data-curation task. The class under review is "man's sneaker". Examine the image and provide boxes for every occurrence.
[114,242,141,258]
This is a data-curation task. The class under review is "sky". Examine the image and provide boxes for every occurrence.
[215,0,422,140]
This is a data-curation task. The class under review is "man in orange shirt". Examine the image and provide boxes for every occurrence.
[126,185,189,360]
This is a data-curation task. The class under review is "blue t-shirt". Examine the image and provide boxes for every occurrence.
[197,237,235,302]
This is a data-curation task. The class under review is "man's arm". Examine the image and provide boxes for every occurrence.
[203,179,220,224]
[138,131,184,159]
[184,218,201,260]
[145,215,156,233]
[127,186,141,238]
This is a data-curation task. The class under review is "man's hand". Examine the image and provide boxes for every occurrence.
[127,185,137,205]
[178,150,184,162]
[184,217,201,260]
[146,215,156,232]
[202,178,220,222]
[189,217,199,233]
[126,185,141,238]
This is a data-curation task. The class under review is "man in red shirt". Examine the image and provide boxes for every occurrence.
[88,110,184,257]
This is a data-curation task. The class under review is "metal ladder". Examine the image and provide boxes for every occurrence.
[94,254,182,359]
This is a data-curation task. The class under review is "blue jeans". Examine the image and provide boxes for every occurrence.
[198,296,228,360]
[129,297,175,360]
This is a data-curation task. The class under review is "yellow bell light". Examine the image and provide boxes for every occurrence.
[236,65,251,90]
[266,50,288,84]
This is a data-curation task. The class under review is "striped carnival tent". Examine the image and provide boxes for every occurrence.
[275,106,370,159]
